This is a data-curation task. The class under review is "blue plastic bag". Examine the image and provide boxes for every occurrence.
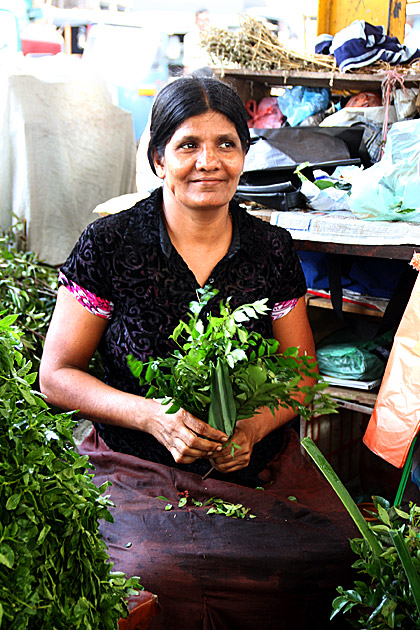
[277,86,330,127]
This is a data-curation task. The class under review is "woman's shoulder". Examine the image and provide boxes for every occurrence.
[82,189,161,245]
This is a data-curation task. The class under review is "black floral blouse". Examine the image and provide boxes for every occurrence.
[60,187,307,485]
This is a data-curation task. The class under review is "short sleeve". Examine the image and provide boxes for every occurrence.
[59,271,113,319]
[270,227,307,303]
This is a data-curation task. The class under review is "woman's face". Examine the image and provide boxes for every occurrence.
[153,111,246,214]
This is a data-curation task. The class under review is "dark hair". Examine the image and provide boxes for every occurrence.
[147,77,250,175]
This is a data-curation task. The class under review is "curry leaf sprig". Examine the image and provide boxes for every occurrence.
[0,314,142,630]
[128,287,336,439]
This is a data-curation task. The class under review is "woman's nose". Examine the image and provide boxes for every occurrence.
[196,146,220,169]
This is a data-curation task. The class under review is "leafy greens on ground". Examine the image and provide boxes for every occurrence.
[0,314,141,630]
[0,223,58,371]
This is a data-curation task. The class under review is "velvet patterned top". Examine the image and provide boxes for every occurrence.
[60,187,307,485]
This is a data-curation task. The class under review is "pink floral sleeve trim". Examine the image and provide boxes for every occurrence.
[271,298,298,321]
[59,271,113,320]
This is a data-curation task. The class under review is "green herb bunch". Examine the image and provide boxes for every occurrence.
[0,314,141,630]
[331,497,420,629]
[0,224,58,371]
[302,437,420,630]
[128,288,336,438]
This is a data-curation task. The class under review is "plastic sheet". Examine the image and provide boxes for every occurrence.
[364,257,420,468]
[349,119,420,222]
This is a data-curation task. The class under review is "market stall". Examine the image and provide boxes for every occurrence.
[197,14,420,497]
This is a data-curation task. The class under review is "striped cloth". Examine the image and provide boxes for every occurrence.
[315,20,420,72]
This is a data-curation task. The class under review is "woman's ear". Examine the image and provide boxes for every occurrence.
[152,149,165,179]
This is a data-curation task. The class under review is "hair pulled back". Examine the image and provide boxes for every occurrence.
[147,77,250,175]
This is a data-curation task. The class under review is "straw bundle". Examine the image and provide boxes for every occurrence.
[201,15,337,73]
[201,15,420,79]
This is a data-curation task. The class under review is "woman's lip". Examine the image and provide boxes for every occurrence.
[191,178,225,183]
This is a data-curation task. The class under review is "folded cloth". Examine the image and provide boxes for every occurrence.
[315,20,420,72]
[79,426,357,630]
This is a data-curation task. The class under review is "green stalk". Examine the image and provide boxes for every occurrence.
[389,529,420,616]
[208,359,236,436]
[203,359,237,481]
[301,437,382,556]
[394,439,417,506]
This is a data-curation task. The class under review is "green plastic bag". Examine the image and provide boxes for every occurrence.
[317,330,394,381]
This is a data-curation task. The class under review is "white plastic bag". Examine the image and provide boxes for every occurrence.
[349,119,420,222]
[297,165,359,212]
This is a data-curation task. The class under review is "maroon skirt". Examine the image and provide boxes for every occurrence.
[79,427,357,630]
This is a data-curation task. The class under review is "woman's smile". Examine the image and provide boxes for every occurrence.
[153,110,246,214]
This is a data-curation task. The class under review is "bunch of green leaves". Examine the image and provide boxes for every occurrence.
[331,498,420,629]
[302,437,420,629]
[0,223,58,370]
[0,314,142,630]
[128,287,336,439]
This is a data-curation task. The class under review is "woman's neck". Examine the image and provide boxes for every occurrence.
[162,198,233,287]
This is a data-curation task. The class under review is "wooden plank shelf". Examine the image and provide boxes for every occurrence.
[324,385,378,409]
[306,294,384,317]
[216,67,420,93]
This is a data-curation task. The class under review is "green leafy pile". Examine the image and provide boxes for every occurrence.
[128,288,336,438]
[0,225,58,370]
[302,438,420,630]
[0,314,141,630]
[331,497,420,629]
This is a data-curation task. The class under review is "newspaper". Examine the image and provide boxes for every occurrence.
[270,210,420,246]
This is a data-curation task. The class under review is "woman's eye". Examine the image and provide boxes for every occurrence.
[220,141,235,149]
[179,142,196,149]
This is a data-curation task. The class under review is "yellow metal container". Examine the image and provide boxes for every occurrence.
[317,0,407,43]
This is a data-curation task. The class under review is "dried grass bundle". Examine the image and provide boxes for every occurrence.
[202,15,420,80]
[201,15,337,73]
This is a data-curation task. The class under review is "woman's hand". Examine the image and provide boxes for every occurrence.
[147,404,229,465]
[209,417,257,473]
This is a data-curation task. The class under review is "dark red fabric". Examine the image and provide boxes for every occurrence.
[79,427,357,630]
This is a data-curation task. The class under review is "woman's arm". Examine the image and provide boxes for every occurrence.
[210,296,316,473]
[40,287,228,463]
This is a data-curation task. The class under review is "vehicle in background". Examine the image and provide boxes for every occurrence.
[0,0,64,57]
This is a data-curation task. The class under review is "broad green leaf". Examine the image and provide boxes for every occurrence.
[126,355,144,379]
[247,365,267,388]
[0,543,14,568]
[6,494,20,510]
[232,311,249,323]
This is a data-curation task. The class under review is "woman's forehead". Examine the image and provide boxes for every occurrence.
[169,111,239,140]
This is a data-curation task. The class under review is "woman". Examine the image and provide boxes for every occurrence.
[40,77,356,629]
